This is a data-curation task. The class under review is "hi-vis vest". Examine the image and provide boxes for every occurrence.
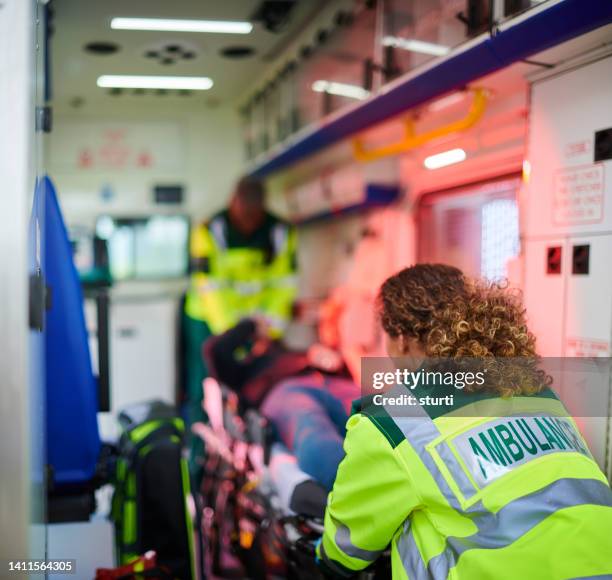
[317,383,612,579]
[184,212,297,336]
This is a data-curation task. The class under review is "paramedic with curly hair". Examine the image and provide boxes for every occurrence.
[317,263,612,579]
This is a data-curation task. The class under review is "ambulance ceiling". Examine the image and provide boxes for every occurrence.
[248,1,612,177]
[51,0,326,109]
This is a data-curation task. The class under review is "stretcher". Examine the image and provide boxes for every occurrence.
[192,377,390,579]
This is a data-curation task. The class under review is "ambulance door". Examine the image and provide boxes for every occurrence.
[0,0,49,565]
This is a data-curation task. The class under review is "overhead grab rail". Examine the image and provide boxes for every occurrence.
[249,1,612,177]
[351,87,488,163]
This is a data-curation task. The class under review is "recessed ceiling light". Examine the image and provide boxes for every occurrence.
[97,75,213,90]
[312,80,370,100]
[110,17,253,34]
[424,148,467,169]
[382,36,450,56]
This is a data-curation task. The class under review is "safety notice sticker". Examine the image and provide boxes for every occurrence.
[553,164,604,225]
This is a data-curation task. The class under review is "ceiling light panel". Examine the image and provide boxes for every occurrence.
[110,18,253,34]
[382,36,450,56]
[97,75,213,90]
[312,80,370,100]
[423,148,467,169]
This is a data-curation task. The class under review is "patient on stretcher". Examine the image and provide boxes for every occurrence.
[203,316,358,491]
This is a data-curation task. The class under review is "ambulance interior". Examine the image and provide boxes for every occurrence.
[2,0,612,577]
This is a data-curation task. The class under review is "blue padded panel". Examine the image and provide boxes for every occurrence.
[44,176,101,486]
[294,183,400,225]
[249,0,612,177]
[29,179,46,494]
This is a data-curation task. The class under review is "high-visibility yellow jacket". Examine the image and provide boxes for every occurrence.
[184,210,297,336]
[317,383,612,579]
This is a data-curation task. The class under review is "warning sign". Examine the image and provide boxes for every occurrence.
[50,120,185,172]
[566,337,610,357]
[553,164,604,225]
[563,140,591,159]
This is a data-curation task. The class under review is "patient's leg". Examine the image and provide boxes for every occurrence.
[268,444,328,518]
[268,443,310,512]
[261,381,348,490]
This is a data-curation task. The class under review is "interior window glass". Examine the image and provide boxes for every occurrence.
[96,215,189,281]
[418,177,521,280]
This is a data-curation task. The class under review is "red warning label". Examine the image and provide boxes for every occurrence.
[566,337,610,357]
[553,164,604,225]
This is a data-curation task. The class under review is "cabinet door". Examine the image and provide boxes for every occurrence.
[525,56,612,239]
[564,235,612,357]
[562,235,612,475]
[522,238,567,357]
[110,299,178,411]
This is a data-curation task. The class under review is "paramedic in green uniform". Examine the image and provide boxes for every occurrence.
[317,263,612,579]
[183,177,297,481]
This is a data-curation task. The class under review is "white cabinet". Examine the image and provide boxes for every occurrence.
[524,56,612,240]
[92,289,182,442]
[110,298,178,410]
[523,54,612,477]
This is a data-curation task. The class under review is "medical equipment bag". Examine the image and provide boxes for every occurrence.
[111,401,195,580]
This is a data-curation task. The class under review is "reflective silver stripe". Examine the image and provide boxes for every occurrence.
[382,386,483,578]
[425,478,612,578]
[396,520,431,580]
[332,516,383,562]
[383,386,483,515]
[272,223,288,256]
[436,440,478,499]
[319,540,355,578]
[195,279,226,292]
[234,280,264,295]
[268,274,297,288]
[209,217,227,251]
[196,279,266,295]
[391,414,458,507]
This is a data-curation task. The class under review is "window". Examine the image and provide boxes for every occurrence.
[96,215,189,281]
[481,198,519,281]
[417,176,521,280]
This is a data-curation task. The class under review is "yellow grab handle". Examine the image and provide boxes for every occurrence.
[352,88,488,163]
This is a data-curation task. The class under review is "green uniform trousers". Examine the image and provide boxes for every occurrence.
[182,312,211,486]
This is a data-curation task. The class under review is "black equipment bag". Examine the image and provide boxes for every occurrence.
[111,401,195,580]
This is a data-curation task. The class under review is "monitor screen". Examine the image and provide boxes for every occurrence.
[96,215,189,281]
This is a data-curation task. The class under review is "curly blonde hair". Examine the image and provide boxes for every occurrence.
[378,264,550,396]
